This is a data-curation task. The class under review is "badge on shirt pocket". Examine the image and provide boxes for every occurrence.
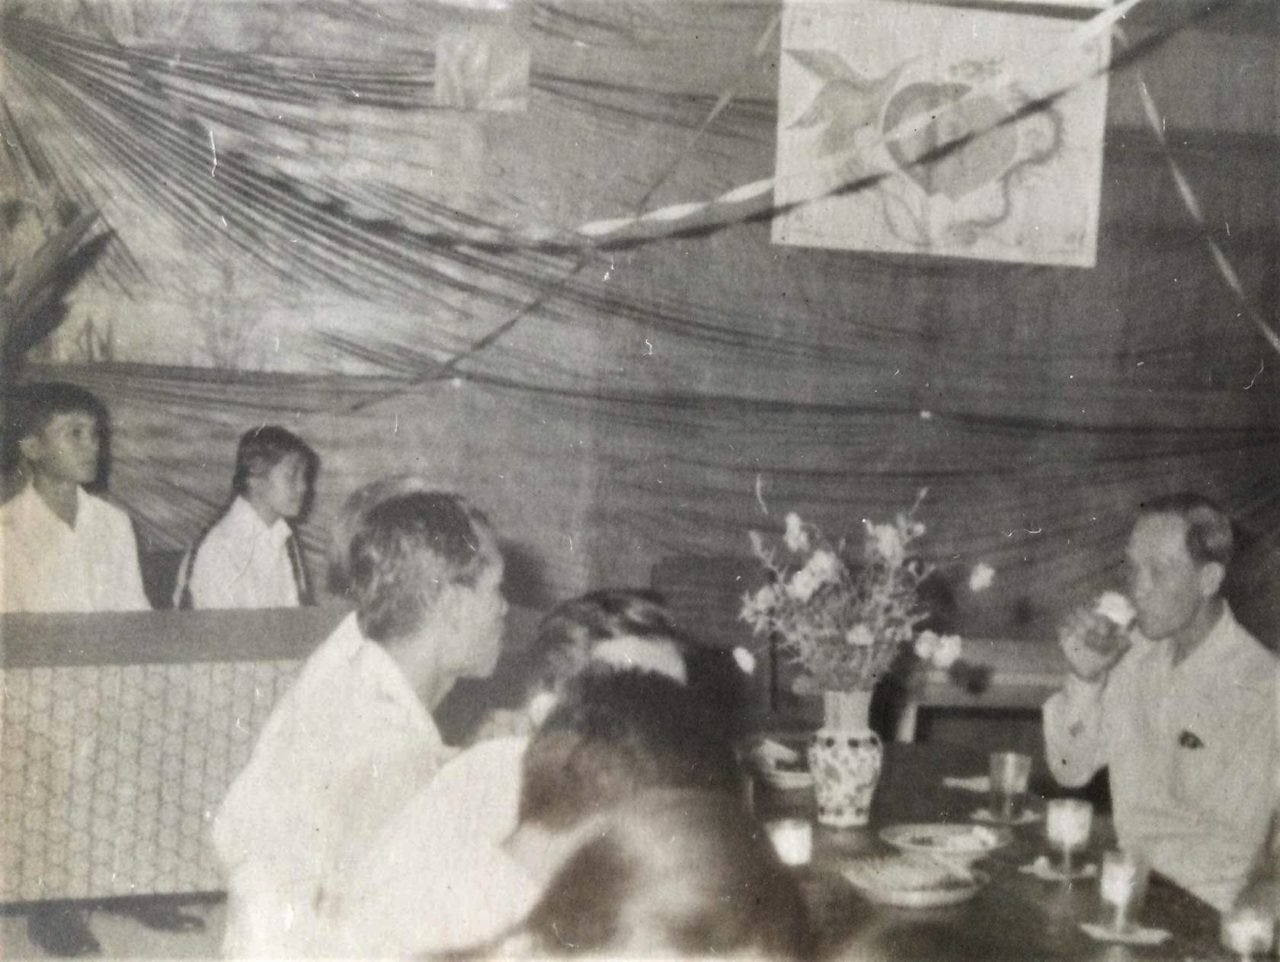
[1177,729,1204,750]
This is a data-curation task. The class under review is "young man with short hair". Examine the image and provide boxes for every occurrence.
[212,486,508,958]
[1,381,149,613]
[1044,493,1280,910]
[2,383,159,956]
[174,425,318,609]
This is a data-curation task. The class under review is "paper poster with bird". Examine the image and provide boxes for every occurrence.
[772,0,1109,267]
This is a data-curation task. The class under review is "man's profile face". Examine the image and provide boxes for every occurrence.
[1125,512,1206,641]
[21,411,100,486]
[251,451,309,522]
[445,548,508,679]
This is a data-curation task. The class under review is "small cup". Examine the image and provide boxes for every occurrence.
[765,817,813,867]
[989,752,1032,822]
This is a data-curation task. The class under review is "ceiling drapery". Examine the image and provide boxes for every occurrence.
[3,1,1277,639]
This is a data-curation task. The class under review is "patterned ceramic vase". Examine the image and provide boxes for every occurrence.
[808,688,882,828]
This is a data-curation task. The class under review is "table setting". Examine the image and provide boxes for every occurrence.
[737,505,1271,960]
[746,738,1260,961]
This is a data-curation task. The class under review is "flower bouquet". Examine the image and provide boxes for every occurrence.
[739,495,962,696]
[739,496,986,827]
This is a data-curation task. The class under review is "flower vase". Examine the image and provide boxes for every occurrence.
[808,689,883,828]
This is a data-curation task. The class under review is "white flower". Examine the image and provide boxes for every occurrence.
[740,585,777,626]
[933,633,963,669]
[1094,591,1136,627]
[845,623,875,647]
[732,647,757,675]
[786,567,820,602]
[914,629,939,661]
[865,521,904,566]
[968,563,996,593]
[783,512,810,553]
[803,549,841,586]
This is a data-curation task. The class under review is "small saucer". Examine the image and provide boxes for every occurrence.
[971,807,1042,825]
[1018,855,1097,881]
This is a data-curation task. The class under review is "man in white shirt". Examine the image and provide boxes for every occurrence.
[1044,493,1279,910]
[1232,671,1280,918]
[212,487,508,958]
[328,589,703,957]
[175,425,316,609]
[1,382,154,956]
[1,383,148,613]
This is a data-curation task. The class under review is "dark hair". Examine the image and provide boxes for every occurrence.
[519,789,815,959]
[526,588,685,698]
[327,474,435,593]
[231,425,316,496]
[346,490,495,643]
[173,425,317,609]
[7,381,106,440]
[1139,493,1234,568]
[4,382,106,473]
[517,668,741,832]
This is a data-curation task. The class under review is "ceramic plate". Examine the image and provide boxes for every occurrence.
[841,854,985,908]
[879,823,1008,863]
[763,768,815,790]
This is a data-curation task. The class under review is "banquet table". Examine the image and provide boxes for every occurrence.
[759,742,1234,962]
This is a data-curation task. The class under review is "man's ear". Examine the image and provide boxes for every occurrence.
[433,581,469,627]
[16,434,41,466]
[1198,560,1225,599]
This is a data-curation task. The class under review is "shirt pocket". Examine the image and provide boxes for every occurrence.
[1169,690,1266,822]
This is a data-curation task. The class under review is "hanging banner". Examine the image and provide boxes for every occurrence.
[772,0,1109,267]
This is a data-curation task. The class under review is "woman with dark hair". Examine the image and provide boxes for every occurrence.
[515,667,741,833]
[497,788,815,960]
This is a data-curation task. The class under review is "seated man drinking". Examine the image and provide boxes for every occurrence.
[1043,493,1279,910]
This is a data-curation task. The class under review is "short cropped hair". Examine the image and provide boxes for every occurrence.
[7,381,105,440]
[345,490,495,643]
[230,426,316,496]
[327,474,436,593]
[517,668,740,832]
[1139,493,1234,568]
[4,382,107,474]
[521,789,815,959]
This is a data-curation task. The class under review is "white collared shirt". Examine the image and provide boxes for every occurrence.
[212,613,449,958]
[0,483,149,613]
[332,735,536,956]
[1044,605,1280,909]
[180,496,299,610]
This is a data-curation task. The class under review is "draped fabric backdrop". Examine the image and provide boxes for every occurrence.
[3,0,1278,640]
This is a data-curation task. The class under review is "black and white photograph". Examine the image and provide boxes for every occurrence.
[1,0,1277,958]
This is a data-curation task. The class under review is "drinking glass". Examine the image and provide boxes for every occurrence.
[764,817,813,867]
[1100,850,1148,933]
[988,751,1031,823]
[1045,798,1092,877]
[1220,906,1277,960]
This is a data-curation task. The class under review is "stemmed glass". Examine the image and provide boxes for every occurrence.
[1045,799,1092,878]
[1100,850,1148,934]
[1220,906,1277,961]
